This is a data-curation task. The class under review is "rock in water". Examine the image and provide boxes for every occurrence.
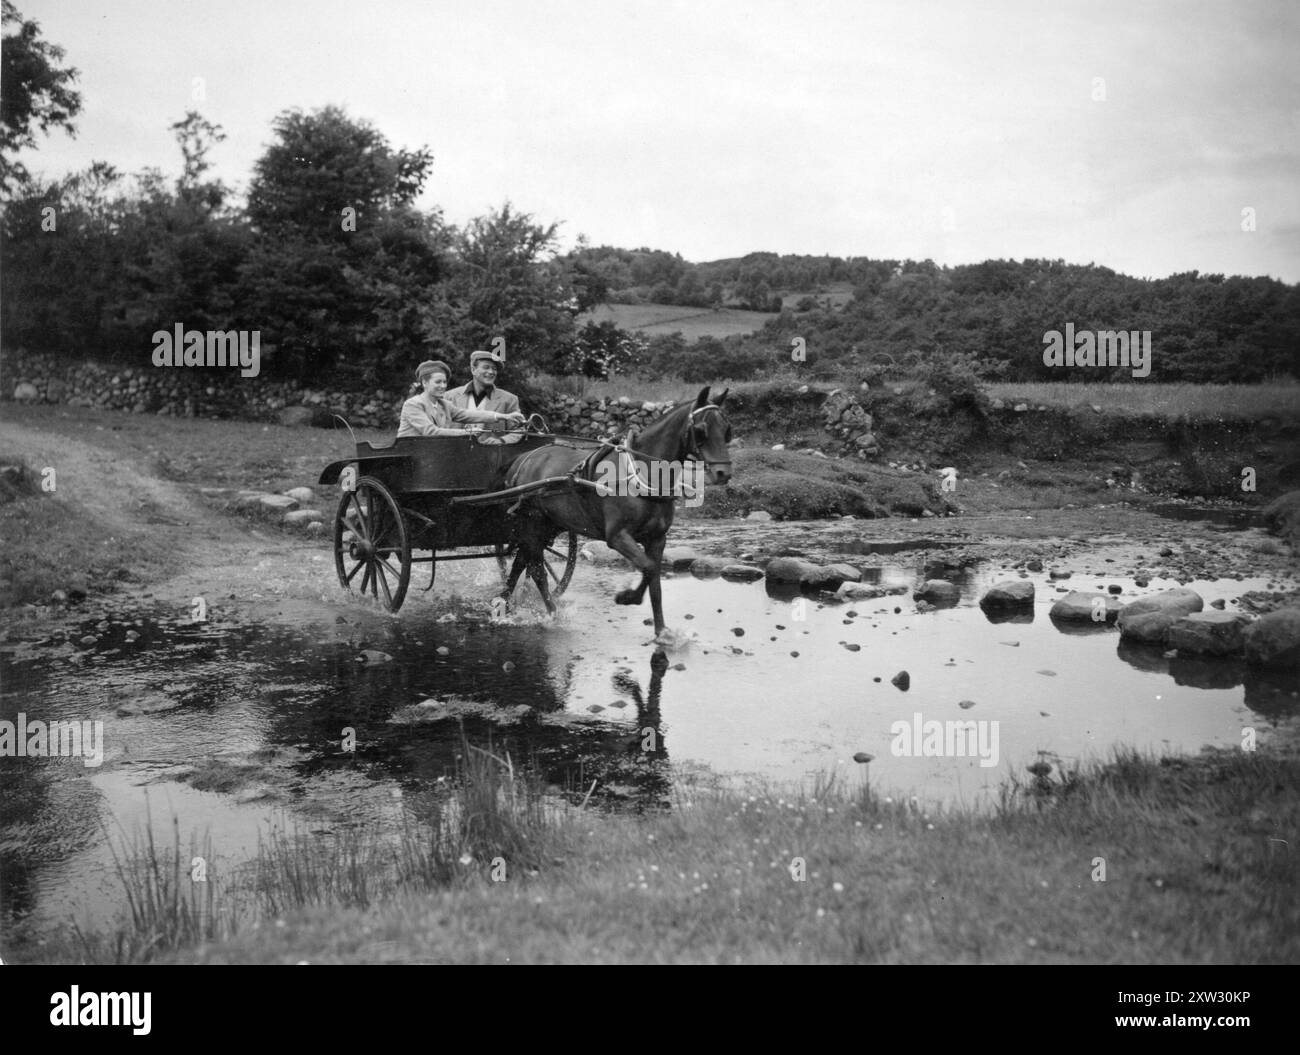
[980,580,1035,608]
[1243,608,1300,669]
[1117,587,1204,643]
[1166,611,1252,656]
[914,580,960,603]
[1050,590,1122,622]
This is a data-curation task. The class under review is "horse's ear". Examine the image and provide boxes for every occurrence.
[717,388,729,407]
[694,386,710,409]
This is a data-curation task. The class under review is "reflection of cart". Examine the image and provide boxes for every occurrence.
[319,431,592,613]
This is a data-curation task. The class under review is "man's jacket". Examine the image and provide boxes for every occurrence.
[444,384,523,443]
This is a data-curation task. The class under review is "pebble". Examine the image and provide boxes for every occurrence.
[852,752,874,764]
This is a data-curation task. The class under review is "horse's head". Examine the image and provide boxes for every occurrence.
[686,386,732,486]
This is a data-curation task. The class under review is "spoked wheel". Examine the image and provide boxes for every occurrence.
[495,530,580,598]
[334,476,411,612]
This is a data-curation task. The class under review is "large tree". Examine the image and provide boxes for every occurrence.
[245,105,433,236]
[444,202,578,372]
[238,106,447,380]
[1,1,81,193]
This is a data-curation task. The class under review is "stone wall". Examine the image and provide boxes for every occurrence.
[4,353,881,457]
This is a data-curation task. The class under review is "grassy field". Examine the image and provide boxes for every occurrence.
[986,381,1300,420]
[31,738,1299,965]
[580,303,777,340]
[778,282,856,311]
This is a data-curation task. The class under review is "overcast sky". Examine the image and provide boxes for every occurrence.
[12,0,1300,281]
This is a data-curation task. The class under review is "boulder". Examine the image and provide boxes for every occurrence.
[745,510,772,521]
[688,556,730,578]
[256,494,298,512]
[719,564,765,582]
[764,557,840,586]
[1243,608,1300,669]
[283,509,324,526]
[284,486,315,504]
[45,379,66,402]
[1262,491,1300,546]
[980,580,1035,608]
[1166,611,1253,656]
[660,546,701,571]
[914,580,960,603]
[823,562,861,585]
[1117,588,1204,641]
[237,492,298,512]
[13,382,39,402]
[1050,590,1122,622]
[837,582,888,600]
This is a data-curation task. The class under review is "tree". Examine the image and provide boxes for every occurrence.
[447,202,577,372]
[1,1,82,192]
[237,106,448,380]
[246,105,433,237]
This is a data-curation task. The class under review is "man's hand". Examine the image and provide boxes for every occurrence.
[500,411,526,427]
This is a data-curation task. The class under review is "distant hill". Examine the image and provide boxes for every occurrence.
[578,303,777,341]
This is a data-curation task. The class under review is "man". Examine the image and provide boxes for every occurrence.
[397,360,524,438]
[443,350,523,444]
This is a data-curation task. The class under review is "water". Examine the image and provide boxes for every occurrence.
[2,527,1296,947]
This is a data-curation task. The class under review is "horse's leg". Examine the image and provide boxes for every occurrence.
[526,551,557,616]
[642,533,668,637]
[499,534,531,609]
[605,526,659,608]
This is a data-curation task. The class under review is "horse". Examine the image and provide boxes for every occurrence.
[498,385,732,636]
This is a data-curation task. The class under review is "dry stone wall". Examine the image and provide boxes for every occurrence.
[4,353,881,457]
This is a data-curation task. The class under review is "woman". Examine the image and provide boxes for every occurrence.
[397,360,525,438]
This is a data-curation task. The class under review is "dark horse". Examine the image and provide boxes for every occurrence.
[499,386,732,636]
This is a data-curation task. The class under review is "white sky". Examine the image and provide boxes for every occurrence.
[11,0,1300,280]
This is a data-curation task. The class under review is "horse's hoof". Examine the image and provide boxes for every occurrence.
[614,589,640,605]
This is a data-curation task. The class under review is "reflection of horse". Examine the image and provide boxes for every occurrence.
[500,387,732,636]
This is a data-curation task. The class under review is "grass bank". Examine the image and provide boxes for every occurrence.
[985,381,1300,422]
[23,739,1298,965]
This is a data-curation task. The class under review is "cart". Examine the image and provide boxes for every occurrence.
[318,430,606,613]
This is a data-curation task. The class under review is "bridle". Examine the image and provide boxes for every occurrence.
[681,403,732,471]
[574,402,732,501]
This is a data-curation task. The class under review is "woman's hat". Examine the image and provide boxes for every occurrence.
[416,359,450,382]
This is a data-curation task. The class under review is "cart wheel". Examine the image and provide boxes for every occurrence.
[334,476,411,612]
[546,531,579,598]
[495,531,578,597]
